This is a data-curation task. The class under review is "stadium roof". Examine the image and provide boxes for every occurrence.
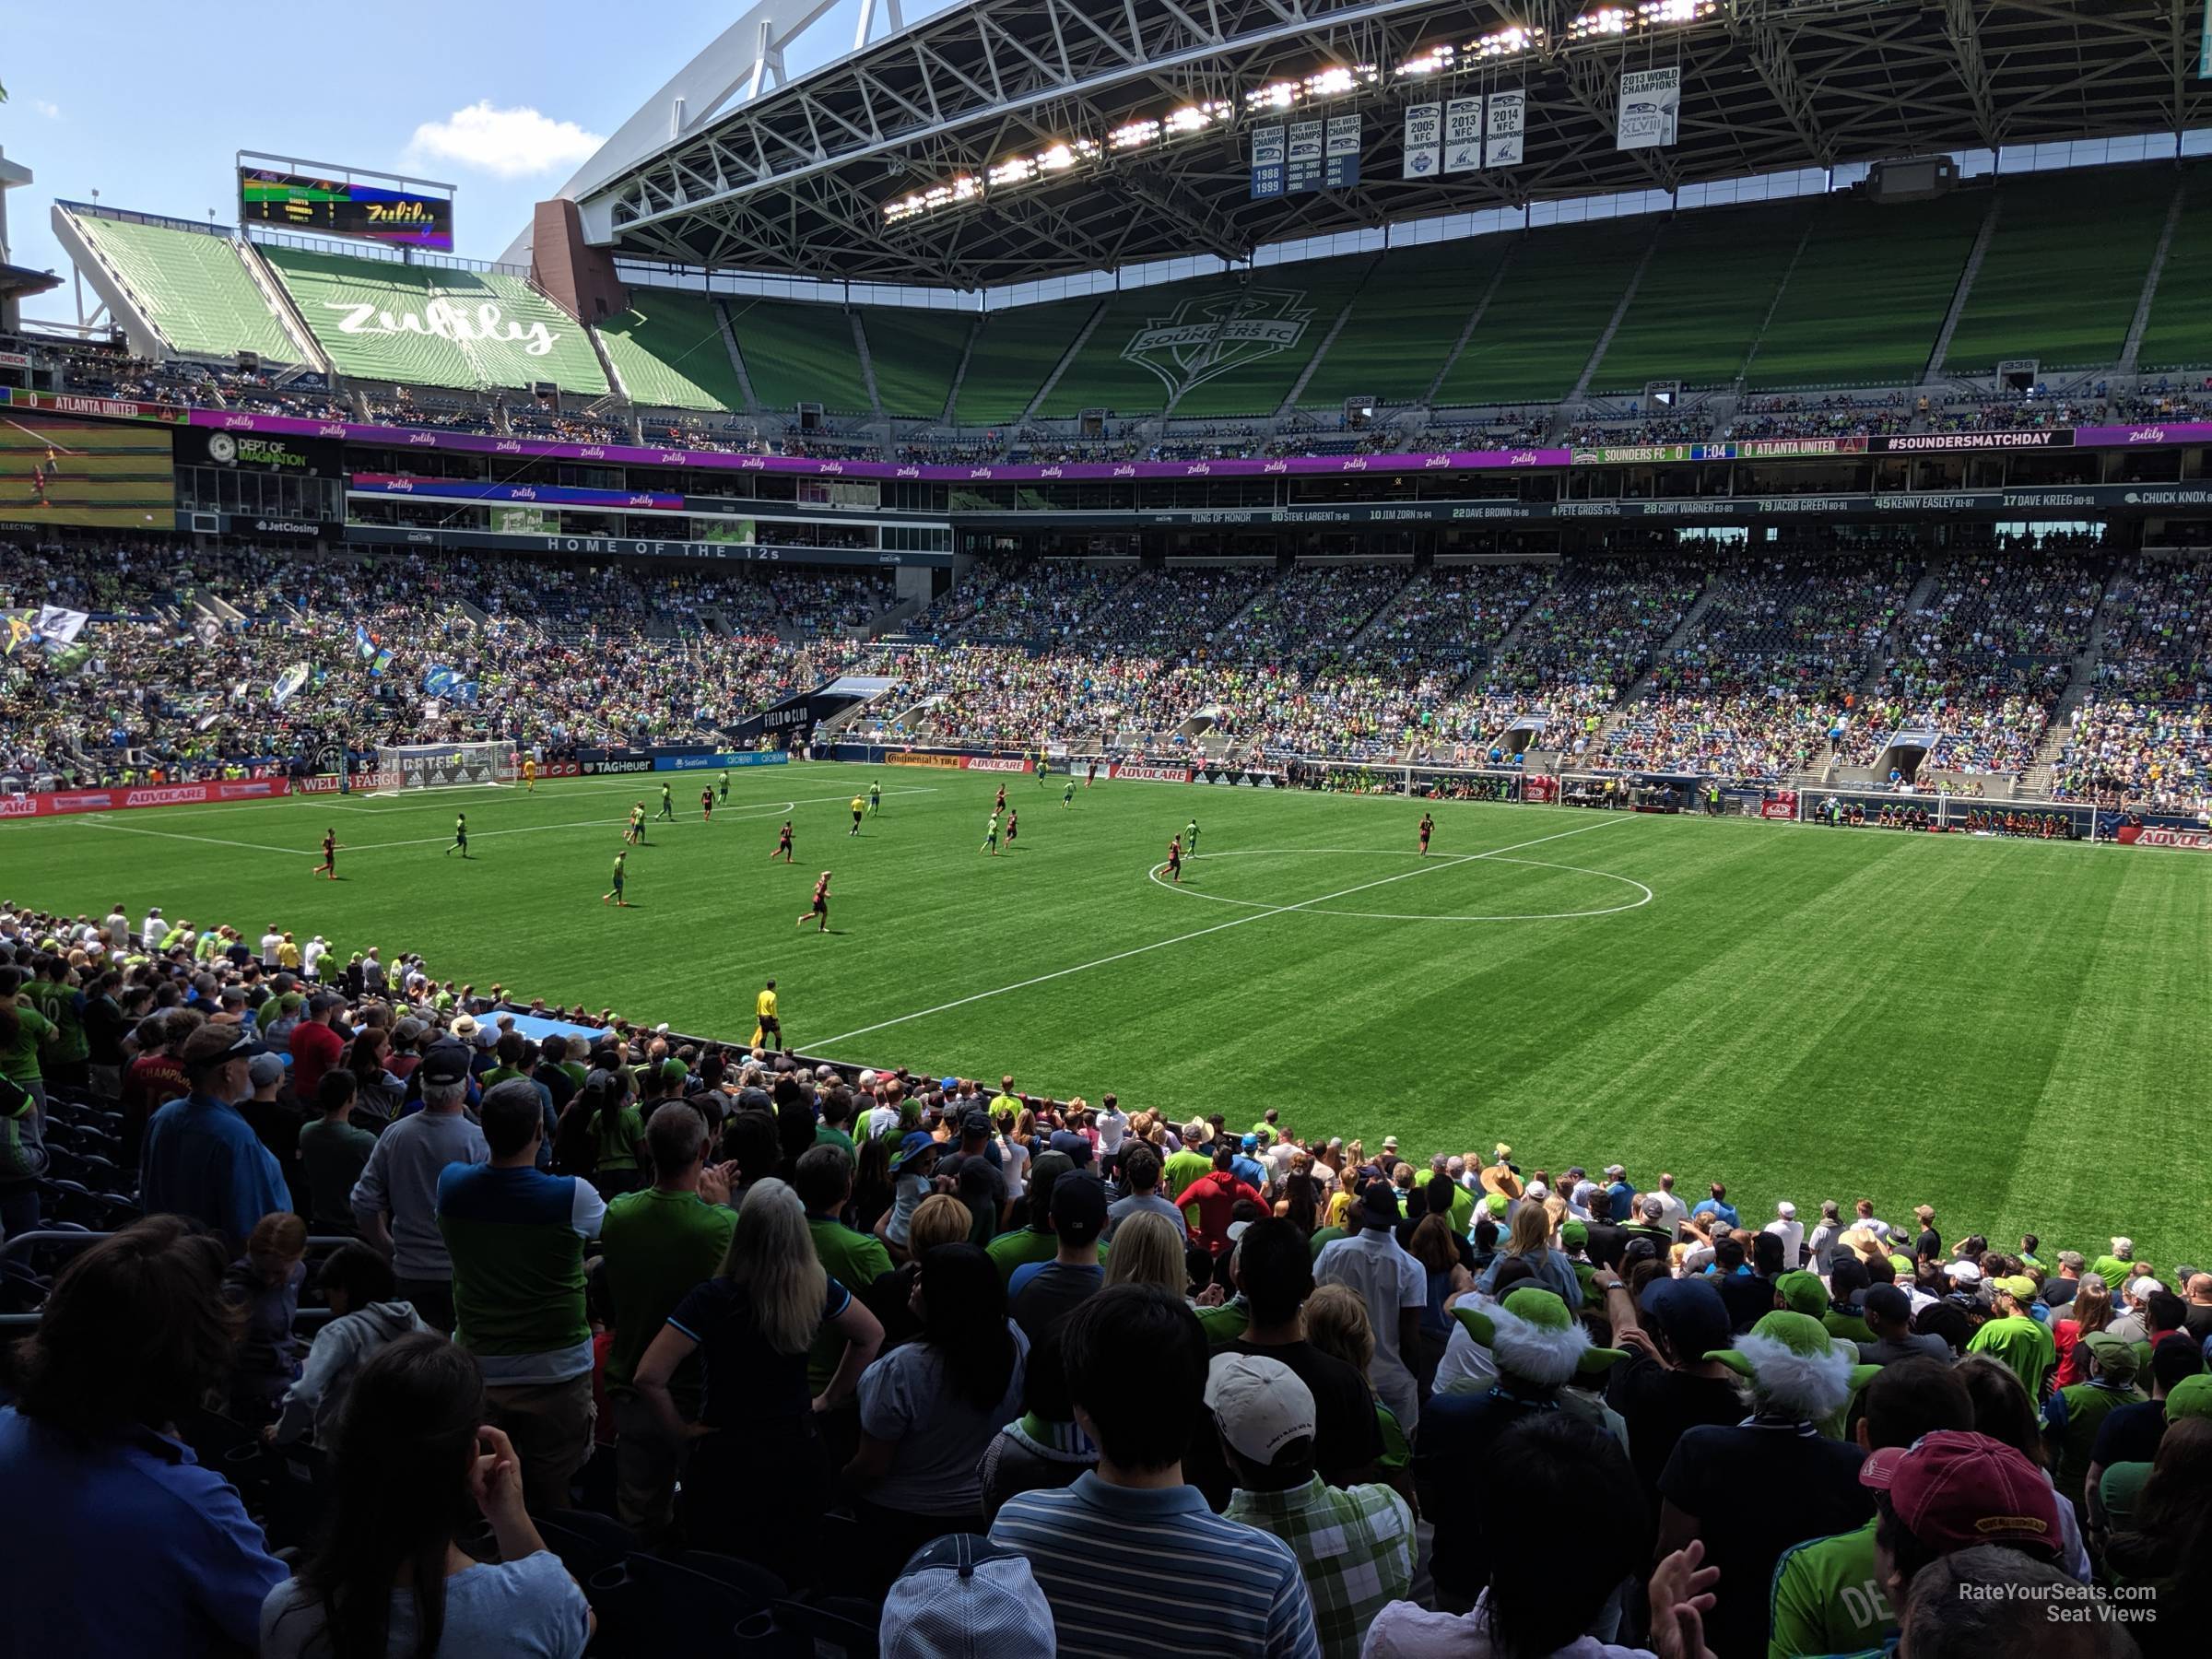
[554,0,2209,289]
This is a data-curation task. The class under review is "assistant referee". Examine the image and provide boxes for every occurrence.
[756,979,782,1047]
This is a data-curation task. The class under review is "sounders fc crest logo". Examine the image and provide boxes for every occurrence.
[1122,288,1313,399]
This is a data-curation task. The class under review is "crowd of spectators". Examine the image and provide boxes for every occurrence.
[2053,559,2212,806]
[0,894,2203,1655]
[1725,394,1913,442]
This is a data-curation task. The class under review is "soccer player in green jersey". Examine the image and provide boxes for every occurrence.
[1062,778,1076,808]
[867,779,882,815]
[1184,818,1200,854]
[445,812,468,858]
[654,782,676,821]
[603,851,629,906]
[717,771,730,804]
[982,810,1002,856]
[626,804,647,845]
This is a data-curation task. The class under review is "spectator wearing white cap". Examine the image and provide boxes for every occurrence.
[1210,1352,1411,1659]
[1765,1200,1806,1271]
[878,1533,1054,1656]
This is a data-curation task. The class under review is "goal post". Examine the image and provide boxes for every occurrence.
[367,741,519,795]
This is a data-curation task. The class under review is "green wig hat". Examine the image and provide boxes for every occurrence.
[1708,1312,1877,1419]
[1451,1287,1626,1386]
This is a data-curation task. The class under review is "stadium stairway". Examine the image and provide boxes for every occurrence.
[1269,258,1381,418]
[2119,176,2190,374]
[1920,194,2002,384]
[1585,574,1723,755]
[1567,228,1664,406]
[1854,559,1947,700]
[1441,566,1558,700]
[1418,246,1518,410]
[2024,562,2129,793]
[1017,299,1109,426]
[937,315,982,426]
[716,300,763,415]
[852,311,886,423]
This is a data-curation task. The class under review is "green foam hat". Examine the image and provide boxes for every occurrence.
[1708,1311,1879,1419]
[1451,1287,1625,1385]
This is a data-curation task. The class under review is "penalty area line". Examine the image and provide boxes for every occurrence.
[808,814,1632,1053]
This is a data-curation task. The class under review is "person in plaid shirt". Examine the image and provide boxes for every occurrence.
[1209,1352,1414,1659]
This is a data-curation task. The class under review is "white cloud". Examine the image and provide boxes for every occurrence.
[406,101,604,179]
[32,99,61,119]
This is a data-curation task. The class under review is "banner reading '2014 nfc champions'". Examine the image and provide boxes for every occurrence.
[1484,91,1525,167]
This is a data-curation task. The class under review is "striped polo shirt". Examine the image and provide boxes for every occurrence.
[990,1471,1319,1657]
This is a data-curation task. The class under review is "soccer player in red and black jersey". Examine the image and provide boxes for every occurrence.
[1005,808,1018,848]
[700,788,714,822]
[1418,812,1434,855]
[314,829,341,880]
[770,820,794,863]
[994,782,1006,815]
[1166,834,1184,884]
[796,870,831,932]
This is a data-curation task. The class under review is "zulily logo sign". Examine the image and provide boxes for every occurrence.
[322,299,559,356]
[1123,288,1312,399]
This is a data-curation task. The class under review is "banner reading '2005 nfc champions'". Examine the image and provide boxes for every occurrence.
[1402,103,1441,180]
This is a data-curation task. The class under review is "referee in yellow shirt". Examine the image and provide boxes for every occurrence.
[755,979,782,1048]
[848,794,865,836]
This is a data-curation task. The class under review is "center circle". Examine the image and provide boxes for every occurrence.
[1147,847,1653,923]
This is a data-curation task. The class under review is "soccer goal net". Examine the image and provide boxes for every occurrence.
[365,742,519,795]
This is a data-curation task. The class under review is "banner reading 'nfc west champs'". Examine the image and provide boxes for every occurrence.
[1250,125,1287,198]
[1402,103,1441,180]
[1618,66,1680,150]
[1324,116,1361,189]
[1286,120,1325,192]
[1484,91,1526,167]
[1444,98,1484,172]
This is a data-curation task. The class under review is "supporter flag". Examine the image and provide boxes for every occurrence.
[354,623,380,661]
[0,609,33,656]
[423,665,462,699]
[32,606,88,647]
[371,648,394,677]
[272,663,310,708]
[1618,65,1680,150]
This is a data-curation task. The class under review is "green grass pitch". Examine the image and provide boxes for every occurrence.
[10,761,2206,1271]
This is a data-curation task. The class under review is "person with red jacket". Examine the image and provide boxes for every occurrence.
[1173,1147,1265,1256]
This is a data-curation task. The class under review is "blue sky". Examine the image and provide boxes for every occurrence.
[1,0,946,312]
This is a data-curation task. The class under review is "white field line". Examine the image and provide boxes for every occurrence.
[74,787,940,857]
[809,814,1633,1051]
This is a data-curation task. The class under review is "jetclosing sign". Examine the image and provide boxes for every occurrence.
[1618,65,1680,150]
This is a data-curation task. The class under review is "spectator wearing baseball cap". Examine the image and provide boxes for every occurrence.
[1856,1283,1955,1368]
[1967,1273,2057,1399]
[878,1534,1054,1656]
[347,1042,488,1333]
[2043,1331,2147,1522]
[1860,1430,2066,1621]
[1210,1352,1412,1658]
[1657,1312,1878,1658]
[1009,1173,1108,1343]
[2098,1371,2212,1543]
[1600,1275,1747,1505]
[1314,1180,1426,1434]
[2083,1334,2207,1543]
[1765,1198,1806,1270]
[139,1021,290,1253]
[1769,1358,1978,1657]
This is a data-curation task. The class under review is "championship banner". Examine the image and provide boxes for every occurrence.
[1484,90,1525,167]
[1444,97,1484,172]
[1286,120,1324,193]
[1249,125,1287,199]
[1324,116,1361,189]
[0,778,290,820]
[2114,825,2212,850]
[1402,103,1441,180]
[1618,66,1680,150]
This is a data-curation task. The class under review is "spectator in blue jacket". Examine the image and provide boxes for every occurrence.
[140,1021,291,1252]
[0,1217,289,1656]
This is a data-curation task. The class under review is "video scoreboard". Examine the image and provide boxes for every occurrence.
[238,167,454,252]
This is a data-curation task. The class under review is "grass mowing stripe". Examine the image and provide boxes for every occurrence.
[808,814,1631,1052]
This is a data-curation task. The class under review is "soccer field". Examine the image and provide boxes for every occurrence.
[10,761,2207,1268]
